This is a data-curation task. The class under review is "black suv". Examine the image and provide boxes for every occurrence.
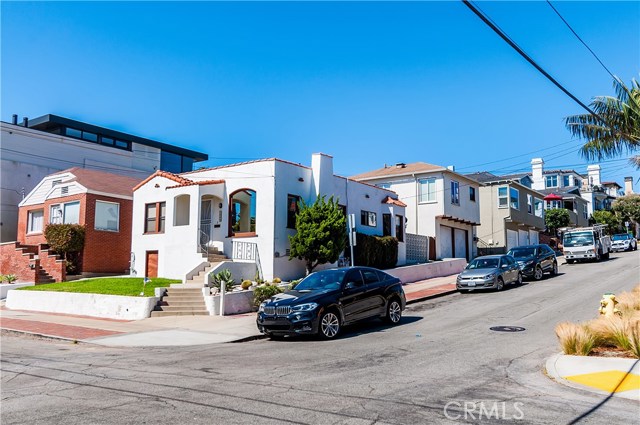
[507,244,558,280]
[256,267,406,339]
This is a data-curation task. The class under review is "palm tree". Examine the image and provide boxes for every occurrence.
[565,77,640,168]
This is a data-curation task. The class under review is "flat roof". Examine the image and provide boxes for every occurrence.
[26,114,208,161]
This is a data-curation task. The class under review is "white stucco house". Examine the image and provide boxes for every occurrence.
[352,162,480,261]
[131,153,406,282]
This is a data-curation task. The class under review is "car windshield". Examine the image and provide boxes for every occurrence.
[612,234,629,241]
[467,258,499,269]
[508,248,536,258]
[564,231,594,247]
[294,270,346,291]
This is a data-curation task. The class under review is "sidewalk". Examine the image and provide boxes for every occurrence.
[0,273,458,347]
[546,354,640,401]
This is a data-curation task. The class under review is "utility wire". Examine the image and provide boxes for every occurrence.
[546,1,616,80]
[461,0,602,120]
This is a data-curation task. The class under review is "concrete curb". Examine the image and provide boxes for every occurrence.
[406,289,457,305]
[1,328,83,344]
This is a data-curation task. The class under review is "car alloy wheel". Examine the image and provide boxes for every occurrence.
[386,299,402,324]
[496,277,504,291]
[551,261,558,275]
[534,266,543,281]
[319,311,340,339]
[516,272,523,285]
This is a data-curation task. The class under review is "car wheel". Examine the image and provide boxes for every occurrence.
[515,272,523,286]
[534,266,544,281]
[551,261,558,276]
[595,250,602,261]
[567,259,575,264]
[603,251,610,260]
[385,298,402,325]
[495,277,504,292]
[318,310,341,339]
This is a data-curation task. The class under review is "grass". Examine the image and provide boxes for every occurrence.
[555,322,597,356]
[18,277,182,297]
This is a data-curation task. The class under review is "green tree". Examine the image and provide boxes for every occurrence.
[44,224,86,273]
[591,210,621,234]
[545,208,570,236]
[565,77,640,168]
[612,194,640,224]
[288,196,347,275]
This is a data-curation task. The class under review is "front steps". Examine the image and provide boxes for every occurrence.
[150,287,209,317]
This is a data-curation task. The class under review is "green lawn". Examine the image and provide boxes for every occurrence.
[19,277,182,297]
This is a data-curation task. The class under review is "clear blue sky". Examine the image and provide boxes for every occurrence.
[2,1,638,185]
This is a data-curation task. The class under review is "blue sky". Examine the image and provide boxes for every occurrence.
[2,1,639,184]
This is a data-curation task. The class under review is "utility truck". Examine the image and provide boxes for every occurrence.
[562,224,611,263]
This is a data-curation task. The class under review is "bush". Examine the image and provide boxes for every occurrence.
[44,224,85,273]
[1,274,17,283]
[354,233,398,269]
[253,284,283,307]
[209,269,236,293]
[241,280,253,290]
[555,322,596,355]
[272,277,281,284]
[289,279,302,290]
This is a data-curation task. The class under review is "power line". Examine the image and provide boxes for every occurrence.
[461,0,601,119]
[546,1,616,80]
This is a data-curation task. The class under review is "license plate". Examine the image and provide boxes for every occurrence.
[467,282,476,287]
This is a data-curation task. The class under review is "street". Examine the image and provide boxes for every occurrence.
[2,251,639,425]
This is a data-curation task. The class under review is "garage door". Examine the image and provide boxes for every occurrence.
[506,230,519,250]
[454,228,468,259]
[529,230,539,245]
[440,225,452,258]
[518,230,529,246]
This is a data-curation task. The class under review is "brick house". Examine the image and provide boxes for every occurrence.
[0,168,141,282]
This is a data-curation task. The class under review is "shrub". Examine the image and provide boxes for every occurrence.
[354,233,398,269]
[628,321,640,359]
[44,224,85,273]
[4,274,17,283]
[209,269,236,293]
[241,280,253,290]
[272,277,281,284]
[289,279,302,290]
[253,284,283,307]
[555,322,596,355]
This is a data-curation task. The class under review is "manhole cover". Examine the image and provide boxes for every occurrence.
[490,326,526,332]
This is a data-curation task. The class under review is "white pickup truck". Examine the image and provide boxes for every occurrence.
[562,224,612,264]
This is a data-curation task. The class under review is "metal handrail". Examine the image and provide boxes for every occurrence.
[199,228,210,258]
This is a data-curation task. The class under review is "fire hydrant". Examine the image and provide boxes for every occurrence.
[599,293,621,318]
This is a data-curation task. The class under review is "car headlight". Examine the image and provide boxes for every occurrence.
[291,302,318,312]
[483,273,495,280]
[586,250,594,254]
[258,302,267,313]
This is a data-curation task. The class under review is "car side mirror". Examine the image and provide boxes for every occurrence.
[501,264,509,269]
[345,282,358,290]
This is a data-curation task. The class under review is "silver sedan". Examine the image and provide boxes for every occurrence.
[456,255,522,292]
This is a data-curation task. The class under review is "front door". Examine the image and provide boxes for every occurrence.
[200,199,213,248]
[146,251,158,278]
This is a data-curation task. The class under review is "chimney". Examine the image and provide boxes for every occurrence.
[587,164,601,187]
[22,117,28,127]
[12,114,18,125]
[447,165,455,172]
[531,158,544,190]
[624,176,634,195]
[395,162,406,169]
[311,153,334,198]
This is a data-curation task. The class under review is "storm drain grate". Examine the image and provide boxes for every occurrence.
[490,326,526,332]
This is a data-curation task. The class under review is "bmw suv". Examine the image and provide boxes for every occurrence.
[256,267,406,339]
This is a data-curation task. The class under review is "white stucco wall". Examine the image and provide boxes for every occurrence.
[387,258,467,284]
[6,290,159,320]
[0,283,34,299]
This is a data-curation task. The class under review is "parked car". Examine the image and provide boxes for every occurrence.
[507,244,558,280]
[456,255,522,292]
[610,233,638,252]
[256,267,406,339]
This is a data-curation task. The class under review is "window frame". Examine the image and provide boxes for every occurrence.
[450,180,460,205]
[418,178,437,203]
[510,187,520,210]
[286,194,301,230]
[546,175,558,188]
[49,201,80,225]
[562,175,570,187]
[395,215,404,242]
[94,200,120,232]
[144,201,166,234]
[469,187,476,202]
[527,194,533,214]
[360,210,377,227]
[27,209,44,234]
[497,186,508,208]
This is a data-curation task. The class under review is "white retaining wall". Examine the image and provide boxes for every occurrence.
[387,258,467,284]
[5,290,159,320]
[1,283,34,299]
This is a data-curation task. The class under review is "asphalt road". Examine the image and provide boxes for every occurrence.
[2,251,639,425]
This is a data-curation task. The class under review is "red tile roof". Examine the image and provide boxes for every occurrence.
[166,179,225,189]
[132,170,193,191]
[382,196,407,207]
[53,167,143,197]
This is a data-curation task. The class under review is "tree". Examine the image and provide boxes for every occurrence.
[612,194,640,224]
[565,77,640,168]
[545,208,570,235]
[44,224,86,273]
[591,210,621,234]
[288,196,347,275]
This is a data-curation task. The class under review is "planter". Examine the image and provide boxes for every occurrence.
[204,290,254,315]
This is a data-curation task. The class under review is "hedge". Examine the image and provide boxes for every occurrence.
[353,233,398,269]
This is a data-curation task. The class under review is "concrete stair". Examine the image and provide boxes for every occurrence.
[151,287,208,317]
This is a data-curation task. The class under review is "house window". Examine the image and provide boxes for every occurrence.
[229,189,257,236]
[395,215,404,242]
[498,187,508,208]
[534,197,543,217]
[376,183,391,190]
[469,187,476,202]
[287,194,300,229]
[361,210,377,227]
[145,202,166,234]
[383,214,392,236]
[546,200,561,209]
[451,181,460,205]
[510,188,519,209]
[527,194,533,214]
[562,175,570,187]
[50,202,80,224]
[583,205,588,220]
[27,210,44,233]
[95,201,120,232]
[418,178,436,203]
[546,175,558,188]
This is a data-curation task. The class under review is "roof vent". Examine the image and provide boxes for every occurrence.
[61,186,69,195]
[395,162,406,169]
